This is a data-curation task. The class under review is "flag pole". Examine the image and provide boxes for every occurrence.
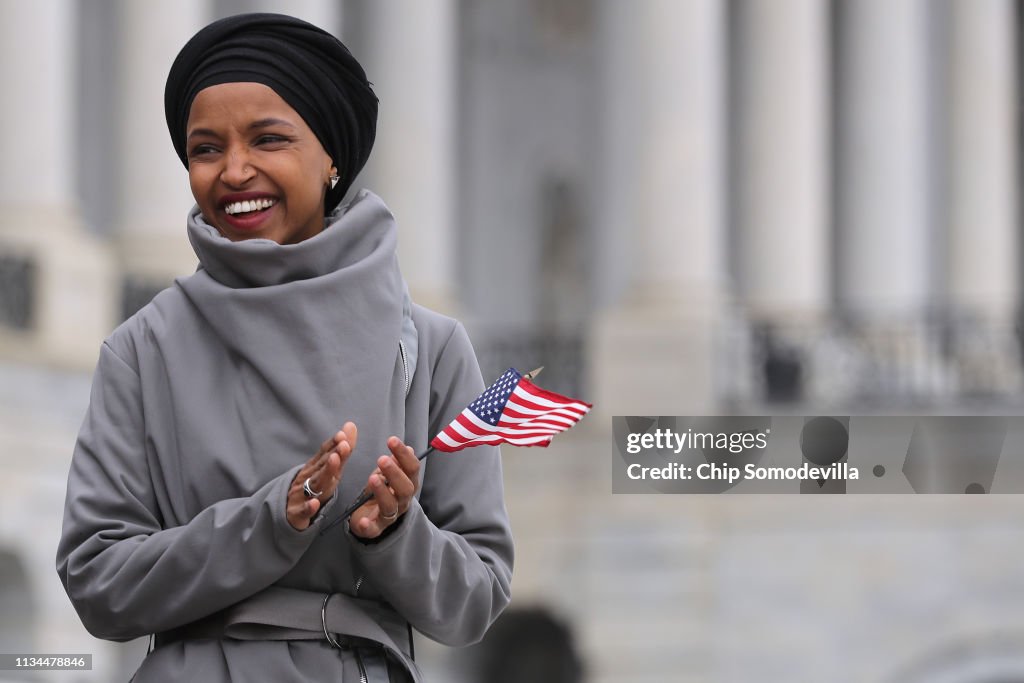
[320,446,436,533]
[335,370,539,524]
[324,364,560,534]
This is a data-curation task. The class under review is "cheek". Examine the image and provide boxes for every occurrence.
[188,170,206,202]
[188,165,219,202]
[304,151,332,191]
[291,163,328,207]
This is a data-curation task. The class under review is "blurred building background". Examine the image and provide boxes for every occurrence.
[2,0,1024,681]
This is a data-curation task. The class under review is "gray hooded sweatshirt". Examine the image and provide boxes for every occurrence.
[56,190,514,681]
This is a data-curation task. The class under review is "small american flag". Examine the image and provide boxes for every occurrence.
[430,368,592,452]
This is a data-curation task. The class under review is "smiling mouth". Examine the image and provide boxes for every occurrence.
[223,198,277,216]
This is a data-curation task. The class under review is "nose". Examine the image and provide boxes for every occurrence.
[220,145,256,188]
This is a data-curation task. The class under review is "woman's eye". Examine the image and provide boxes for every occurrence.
[188,144,218,158]
[255,134,288,146]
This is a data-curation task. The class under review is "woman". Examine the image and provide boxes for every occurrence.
[56,13,513,682]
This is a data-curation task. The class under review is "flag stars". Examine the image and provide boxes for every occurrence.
[467,368,525,425]
[431,366,590,452]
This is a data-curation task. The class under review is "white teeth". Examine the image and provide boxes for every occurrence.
[224,198,276,215]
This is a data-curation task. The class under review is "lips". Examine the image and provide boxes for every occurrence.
[224,197,277,215]
[218,193,278,233]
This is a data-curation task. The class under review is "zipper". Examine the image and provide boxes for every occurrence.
[355,648,369,683]
[398,339,410,396]
[354,575,364,595]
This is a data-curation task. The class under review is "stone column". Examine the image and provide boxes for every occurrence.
[836,0,931,317]
[590,0,726,414]
[834,0,941,399]
[733,0,829,320]
[943,0,1020,394]
[114,0,208,318]
[945,0,1017,318]
[730,0,830,404]
[0,0,115,367]
[359,0,457,315]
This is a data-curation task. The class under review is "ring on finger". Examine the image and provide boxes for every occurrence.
[303,477,323,499]
[381,508,399,521]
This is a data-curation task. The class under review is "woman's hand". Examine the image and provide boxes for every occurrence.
[350,436,420,540]
[287,422,357,530]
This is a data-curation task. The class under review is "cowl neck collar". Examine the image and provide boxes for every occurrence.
[187,189,394,289]
[174,191,407,464]
[170,190,415,522]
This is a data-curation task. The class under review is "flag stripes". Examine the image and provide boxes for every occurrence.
[430,367,592,453]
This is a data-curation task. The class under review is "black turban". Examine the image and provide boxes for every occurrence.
[164,13,378,213]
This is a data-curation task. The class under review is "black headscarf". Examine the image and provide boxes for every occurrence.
[164,13,378,212]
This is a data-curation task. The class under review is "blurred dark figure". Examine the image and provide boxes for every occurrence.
[757,323,804,403]
[470,607,584,683]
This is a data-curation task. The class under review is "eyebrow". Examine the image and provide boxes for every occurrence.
[250,117,298,131]
[186,118,298,142]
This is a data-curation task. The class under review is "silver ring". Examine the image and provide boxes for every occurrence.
[381,509,399,521]
[303,477,323,499]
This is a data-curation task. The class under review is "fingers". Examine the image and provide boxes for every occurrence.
[317,434,338,457]
[303,437,348,500]
[342,421,358,452]
[350,437,419,539]
[310,450,343,498]
[380,437,419,499]
[370,438,417,517]
[287,423,357,531]
[311,421,356,463]
[387,436,419,479]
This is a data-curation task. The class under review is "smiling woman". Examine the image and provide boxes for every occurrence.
[186,82,335,244]
[55,12,513,683]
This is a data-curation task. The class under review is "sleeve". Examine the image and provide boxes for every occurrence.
[56,341,327,641]
[345,321,514,646]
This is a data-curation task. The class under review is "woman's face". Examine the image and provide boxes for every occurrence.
[185,82,335,244]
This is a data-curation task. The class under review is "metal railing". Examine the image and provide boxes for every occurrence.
[717,311,1024,410]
